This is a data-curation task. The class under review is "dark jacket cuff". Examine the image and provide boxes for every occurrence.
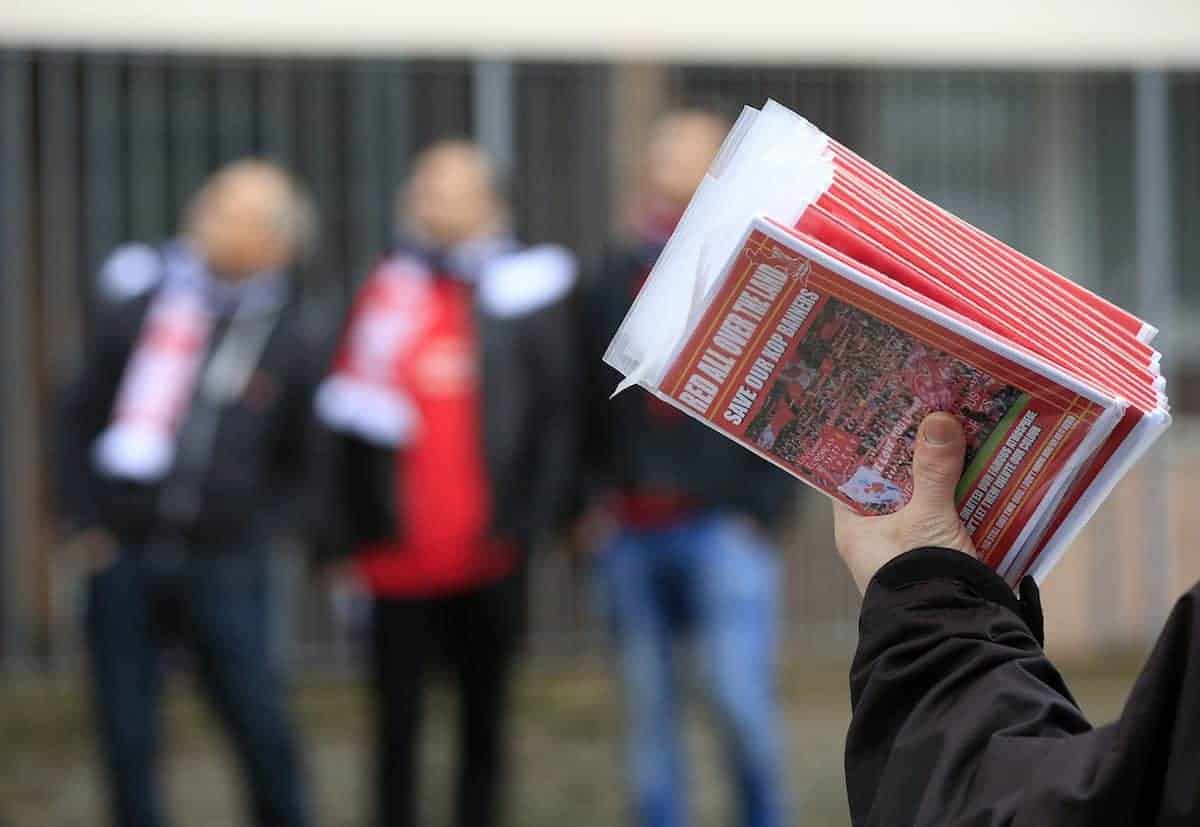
[867,547,1045,646]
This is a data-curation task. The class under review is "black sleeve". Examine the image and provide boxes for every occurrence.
[572,253,629,514]
[53,299,143,534]
[263,320,330,547]
[521,291,581,540]
[287,313,400,566]
[308,428,397,566]
[846,546,1200,827]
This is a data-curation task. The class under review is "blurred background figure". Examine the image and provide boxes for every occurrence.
[576,110,797,827]
[54,161,319,827]
[314,140,577,827]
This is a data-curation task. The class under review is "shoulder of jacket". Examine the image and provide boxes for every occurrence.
[98,243,163,303]
[478,244,577,319]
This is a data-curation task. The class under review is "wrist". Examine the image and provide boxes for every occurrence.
[866,546,1046,646]
[868,547,1022,618]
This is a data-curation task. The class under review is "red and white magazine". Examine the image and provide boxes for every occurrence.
[605,101,1169,586]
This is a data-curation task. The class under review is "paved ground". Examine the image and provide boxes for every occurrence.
[0,654,1141,827]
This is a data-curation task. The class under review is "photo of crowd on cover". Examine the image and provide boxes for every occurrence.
[746,297,1026,513]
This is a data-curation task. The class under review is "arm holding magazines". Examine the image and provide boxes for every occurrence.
[837,412,1200,827]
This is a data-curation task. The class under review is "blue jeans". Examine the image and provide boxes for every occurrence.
[85,545,309,827]
[596,512,785,827]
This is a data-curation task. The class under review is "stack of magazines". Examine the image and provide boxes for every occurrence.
[605,100,1170,586]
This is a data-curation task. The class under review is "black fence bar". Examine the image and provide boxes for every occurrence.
[1,52,34,663]
[128,54,170,243]
[82,54,126,290]
[38,52,84,380]
[345,61,391,282]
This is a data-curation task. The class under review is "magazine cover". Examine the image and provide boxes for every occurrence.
[646,218,1123,575]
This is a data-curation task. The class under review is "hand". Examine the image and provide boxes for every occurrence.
[833,412,977,593]
[320,561,370,631]
[313,558,357,588]
[63,528,118,573]
[570,508,619,557]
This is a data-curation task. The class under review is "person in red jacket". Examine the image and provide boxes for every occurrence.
[315,140,577,827]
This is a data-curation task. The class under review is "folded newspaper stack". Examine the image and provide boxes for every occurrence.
[605,100,1170,586]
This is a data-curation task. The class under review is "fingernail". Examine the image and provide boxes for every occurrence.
[924,416,955,446]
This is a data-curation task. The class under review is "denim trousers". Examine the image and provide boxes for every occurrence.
[596,512,786,827]
[84,544,309,827]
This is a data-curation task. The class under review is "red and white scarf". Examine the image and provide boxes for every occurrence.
[93,288,214,481]
[92,242,286,482]
[314,254,434,447]
[315,238,576,446]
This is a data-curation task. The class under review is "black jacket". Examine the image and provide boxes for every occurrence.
[579,242,794,526]
[56,286,322,550]
[319,267,579,559]
[847,547,1200,826]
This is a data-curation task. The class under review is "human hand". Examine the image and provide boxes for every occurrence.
[312,559,371,630]
[63,527,118,573]
[312,558,357,588]
[570,508,619,557]
[833,412,977,593]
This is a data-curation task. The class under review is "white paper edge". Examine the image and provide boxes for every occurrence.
[604,100,834,393]
[1024,406,1172,584]
[993,400,1127,584]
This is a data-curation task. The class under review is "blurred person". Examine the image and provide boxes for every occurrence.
[836,412,1200,826]
[577,110,795,827]
[56,161,319,827]
[314,140,577,827]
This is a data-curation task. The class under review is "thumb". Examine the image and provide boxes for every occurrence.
[909,412,967,514]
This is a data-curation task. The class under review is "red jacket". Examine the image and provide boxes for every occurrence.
[353,277,515,597]
[316,241,578,598]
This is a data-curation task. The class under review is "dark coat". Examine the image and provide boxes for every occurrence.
[846,546,1200,827]
[56,281,323,550]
